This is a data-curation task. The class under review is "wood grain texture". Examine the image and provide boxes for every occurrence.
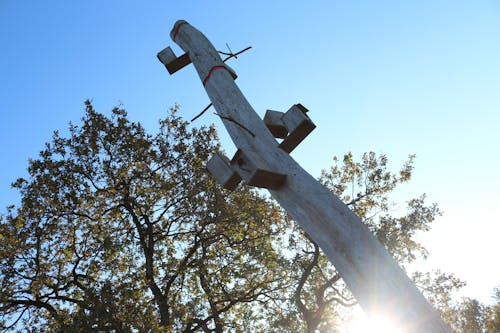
[264,110,288,139]
[206,152,241,191]
[168,20,453,333]
[279,104,316,154]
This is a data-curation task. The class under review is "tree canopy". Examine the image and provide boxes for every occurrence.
[0,101,477,332]
[0,102,288,331]
[445,287,500,333]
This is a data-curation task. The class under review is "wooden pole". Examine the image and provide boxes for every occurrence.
[158,20,453,333]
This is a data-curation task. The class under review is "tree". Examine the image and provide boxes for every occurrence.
[0,101,288,332]
[425,285,500,333]
[454,298,488,333]
[452,286,500,333]
[485,287,500,333]
[413,270,466,326]
[260,152,464,332]
[1,101,465,332]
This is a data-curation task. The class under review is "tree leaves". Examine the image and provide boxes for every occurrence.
[0,102,465,332]
[274,152,450,332]
[0,101,288,332]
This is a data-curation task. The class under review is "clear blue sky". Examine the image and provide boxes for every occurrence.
[1,1,499,304]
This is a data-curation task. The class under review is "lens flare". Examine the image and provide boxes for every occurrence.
[347,314,400,333]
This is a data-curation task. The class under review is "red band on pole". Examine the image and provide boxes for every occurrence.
[173,21,187,41]
[203,66,227,86]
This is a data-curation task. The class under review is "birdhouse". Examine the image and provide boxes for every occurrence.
[264,110,289,138]
[206,152,242,191]
[264,103,316,153]
[230,149,286,190]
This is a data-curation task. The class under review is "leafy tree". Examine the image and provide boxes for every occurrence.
[265,152,465,332]
[427,285,500,333]
[454,298,488,333]
[0,101,287,332]
[486,287,500,333]
[454,286,500,333]
[0,101,466,332]
[413,270,466,326]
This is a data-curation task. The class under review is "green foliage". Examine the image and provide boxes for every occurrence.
[455,298,489,333]
[487,304,500,333]
[428,285,500,333]
[319,152,433,264]
[486,287,500,333]
[412,270,466,324]
[0,101,287,332]
[262,151,461,332]
[0,102,470,332]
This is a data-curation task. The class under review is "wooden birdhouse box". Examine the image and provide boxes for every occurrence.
[230,149,286,190]
[157,46,192,74]
[264,110,289,138]
[264,103,316,153]
[206,152,242,191]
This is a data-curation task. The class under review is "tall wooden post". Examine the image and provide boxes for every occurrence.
[158,20,453,333]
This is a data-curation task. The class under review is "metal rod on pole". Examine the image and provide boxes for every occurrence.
[158,20,453,333]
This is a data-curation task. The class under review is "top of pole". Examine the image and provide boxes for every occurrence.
[171,20,188,41]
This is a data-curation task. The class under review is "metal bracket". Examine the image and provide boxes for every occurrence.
[264,104,316,153]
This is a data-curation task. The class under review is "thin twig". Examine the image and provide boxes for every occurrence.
[214,113,255,137]
[218,46,252,63]
[226,43,234,57]
[191,45,252,123]
[191,103,212,122]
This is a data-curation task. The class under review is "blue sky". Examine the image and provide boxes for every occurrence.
[1,0,499,304]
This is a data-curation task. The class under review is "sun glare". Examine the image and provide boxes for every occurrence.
[347,315,400,333]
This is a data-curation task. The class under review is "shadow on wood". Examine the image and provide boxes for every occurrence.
[264,104,316,153]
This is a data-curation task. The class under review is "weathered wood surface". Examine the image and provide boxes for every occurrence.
[278,104,316,153]
[165,20,453,333]
[264,110,289,139]
[157,46,191,74]
[206,152,241,191]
